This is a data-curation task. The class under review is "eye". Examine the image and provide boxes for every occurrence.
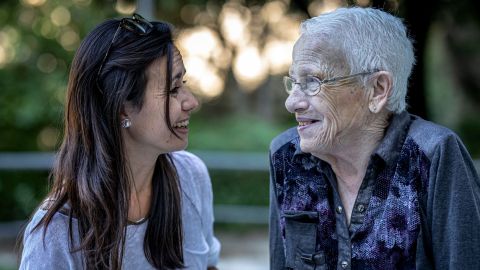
[169,86,180,96]
[168,79,187,96]
[304,76,320,94]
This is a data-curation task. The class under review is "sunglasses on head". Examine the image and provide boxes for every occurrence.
[96,13,154,93]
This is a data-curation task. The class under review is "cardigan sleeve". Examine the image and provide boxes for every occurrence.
[416,134,480,269]
[269,150,286,270]
[173,151,221,268]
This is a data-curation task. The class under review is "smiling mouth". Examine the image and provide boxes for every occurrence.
[173,119,189,129]
[298,120,320,127]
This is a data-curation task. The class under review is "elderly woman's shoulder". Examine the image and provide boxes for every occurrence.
[270,127,298,153]
[408,115,465,156]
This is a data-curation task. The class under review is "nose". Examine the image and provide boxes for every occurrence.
[182,88,199,113]
[285,89,309,114]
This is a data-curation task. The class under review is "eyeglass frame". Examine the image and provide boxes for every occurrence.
[283,70,378,96]
[96,13,154,93]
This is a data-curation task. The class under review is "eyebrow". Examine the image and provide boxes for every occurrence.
[172,68,186,81]
[289,70,327,79]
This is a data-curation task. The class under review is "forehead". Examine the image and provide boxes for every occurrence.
[290,34,347,76]
[146,46,185,79]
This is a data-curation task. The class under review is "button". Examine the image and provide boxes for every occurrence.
[341,260,349,269]
[357,204,366,213]
[336,206,343,214]
[312,253,325,264]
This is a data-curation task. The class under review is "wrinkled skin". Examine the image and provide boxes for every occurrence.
[285,34,392,223]
[285,34,383,158]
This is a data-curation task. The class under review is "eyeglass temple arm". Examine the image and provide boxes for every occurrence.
[321,71,378,83]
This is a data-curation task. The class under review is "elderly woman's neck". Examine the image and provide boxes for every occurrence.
[315,113,389,183]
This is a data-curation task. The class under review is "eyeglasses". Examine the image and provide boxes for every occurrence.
[96,13,154,93]
[283,71,377,96]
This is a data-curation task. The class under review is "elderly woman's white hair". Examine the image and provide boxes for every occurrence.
[301,7,415,114]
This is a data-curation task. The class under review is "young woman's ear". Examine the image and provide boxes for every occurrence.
[368,71,393,113]
[120,102,134,128]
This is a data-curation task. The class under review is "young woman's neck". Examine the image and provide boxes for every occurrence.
[124,144,158,222]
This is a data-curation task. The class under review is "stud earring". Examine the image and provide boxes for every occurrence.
[370,103,377,113]
[121,118,131,128]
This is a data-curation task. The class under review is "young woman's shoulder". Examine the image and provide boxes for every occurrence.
[170,152,220,268]
[171,150,207,170]
[20,208,83,269]
[171,151,209,183]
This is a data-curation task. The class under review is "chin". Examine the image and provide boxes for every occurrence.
[173,141,189,152]
[299,139,314,154]
[299,136,331,156]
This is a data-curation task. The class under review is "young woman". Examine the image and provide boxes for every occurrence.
[19,14,220,269]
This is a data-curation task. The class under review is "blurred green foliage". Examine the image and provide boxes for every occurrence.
[0,171,49,221]
[211,170,270,206]
[189,112,291,151]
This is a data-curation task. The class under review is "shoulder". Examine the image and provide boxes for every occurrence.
[20,209,81,269]
[171,151,207,171]
[171,151,208,179]
[23,208,71,239]
[407,115,465,159]
[270,127,298,156]
[171,151,211,202]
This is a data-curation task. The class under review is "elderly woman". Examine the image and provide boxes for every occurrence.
[269,7,480,270]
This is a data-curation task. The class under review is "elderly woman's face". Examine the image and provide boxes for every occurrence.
[285,34,371,155]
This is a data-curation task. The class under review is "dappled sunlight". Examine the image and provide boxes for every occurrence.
[3,0,305,99]
[177,27,226,99]
[50,6,71,26]
[261,1,287,25]
[233,45,268,91]
[219,3,251,47]
[183,56,224,99]
[40,19,59,39]
[308,0,345,16]
[59,28,80,51]
[177,27,221,59]
[115,1,136,15]
[0,27,20,68]
[20,0,46,7]
[176,0,302,98]
[264,38,295,75]
[36,53,57,73]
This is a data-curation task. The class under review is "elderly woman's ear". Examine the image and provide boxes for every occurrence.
[368,71,393,113]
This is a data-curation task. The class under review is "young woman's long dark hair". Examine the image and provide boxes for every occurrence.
[22,18,184,269]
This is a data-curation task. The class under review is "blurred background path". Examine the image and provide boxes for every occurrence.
[217,227,269,270]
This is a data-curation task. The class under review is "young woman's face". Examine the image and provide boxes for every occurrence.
[123,47,198,156]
